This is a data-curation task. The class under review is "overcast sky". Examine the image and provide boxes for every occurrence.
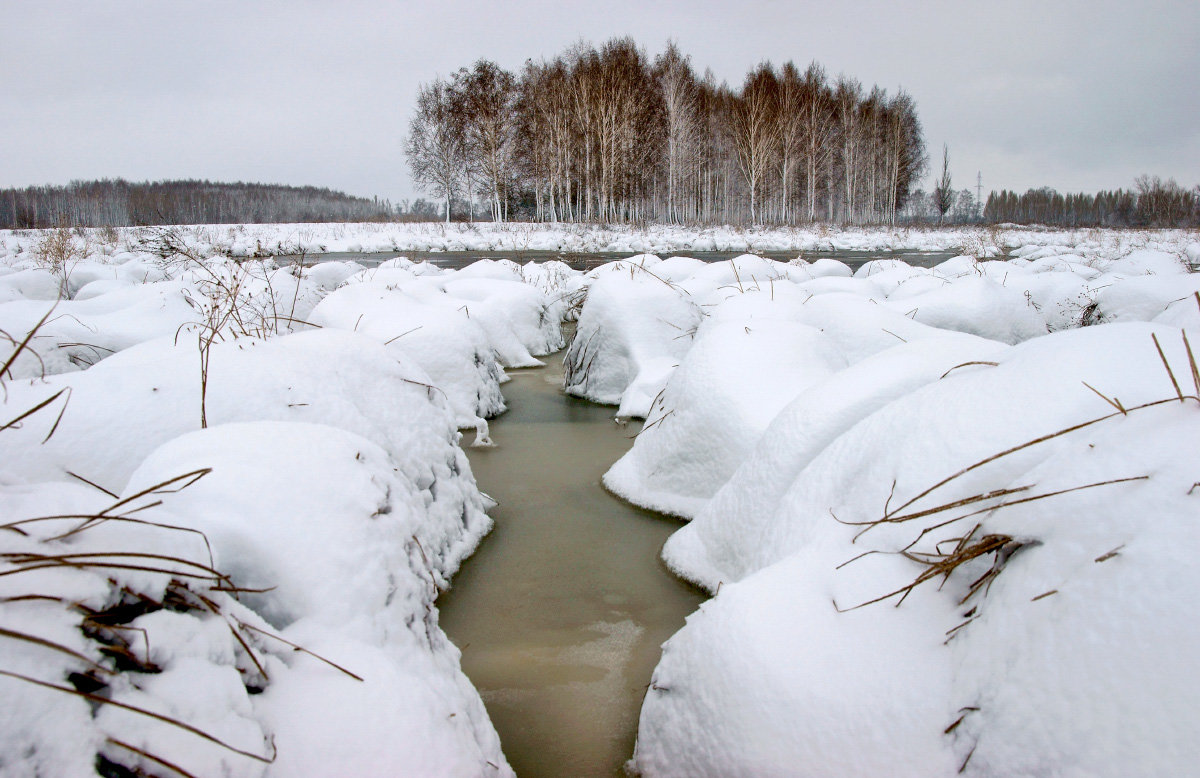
[3,0,1197,205]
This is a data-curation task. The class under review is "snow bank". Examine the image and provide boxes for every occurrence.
[123,421,508,776]
[564,263,702,418]
[5,223,1192,267]
[0,322,513,775]
[603,289,846,518]
[661,333,1009,590]
[309,281,506,431]
[632,322,1200,777]
[0,329,491,580]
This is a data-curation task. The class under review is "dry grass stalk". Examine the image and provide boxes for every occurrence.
[234,620,364,682]
[835,527,1020,612]
[105,737,202,778]
[1151,332,1184,401]
[939,361,999,379]
[1,307,57,386]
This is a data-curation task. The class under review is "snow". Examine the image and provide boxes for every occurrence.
[3,221,1200,776]
[660,333,1010,591]
[3,222,1192,263]
[309,281,507,432]
[884,275,1049,344]
[564,258,703,418]
[0,236,546,774]
[603,289,848,518]
[123,421,508,776]
[629,320,1200,776]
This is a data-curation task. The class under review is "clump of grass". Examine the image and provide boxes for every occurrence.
[33,226,87,298]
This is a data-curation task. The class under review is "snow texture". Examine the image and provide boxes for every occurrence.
[3,221,1199,777]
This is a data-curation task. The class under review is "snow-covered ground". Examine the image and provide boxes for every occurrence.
[558,239,1200,776]
[0,236,573,776]
[1,221,1195,259]
[2,223,1198,776]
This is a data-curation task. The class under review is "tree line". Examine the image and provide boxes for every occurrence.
[406,38,927,225]
[0,179,396,229]
[982,176,1198,228]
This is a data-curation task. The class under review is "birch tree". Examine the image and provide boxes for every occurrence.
[655,42,700,223]
[406,78,466,223]
[834,75,864,223]
[731,63,780,224]
[455,61,517,222]
[797,63,836,223]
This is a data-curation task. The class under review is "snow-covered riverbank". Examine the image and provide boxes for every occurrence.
[0,242,564,775]
[2,224,1199,775]
[2,221,1197,261]
[563,243,1200,776]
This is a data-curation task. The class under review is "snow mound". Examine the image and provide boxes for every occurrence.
[0,282,198,378]
[441,277,565,366]
[1087,274,1200,325]
[604,292,845,518]
[0,329,490,584]
[634,322,1200,777]
[885,276,1049,344]
[662,333,1009,590]
[564,267,702,418]
[123,421,510,775]
[310,282,506,430]
[1101,248,1188,277]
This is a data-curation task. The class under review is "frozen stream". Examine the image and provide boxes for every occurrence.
[437,353,704,777]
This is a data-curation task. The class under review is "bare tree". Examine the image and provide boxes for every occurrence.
[1135,175,1195,226]
[834,75,864,223]
[655,42,700,223]
[773,62,805,223]
[455,61,517,222]
[795,63,836,223]
[445,39,933,225]
[932,144,954,224]
[880,90,926,224]
[731,63,780,224]
[406,78,466,223]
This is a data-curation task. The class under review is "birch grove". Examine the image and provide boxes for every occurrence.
[407,38,928,225]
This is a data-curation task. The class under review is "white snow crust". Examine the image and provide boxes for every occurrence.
[3,222,1198,777]
[555,236,1200,777]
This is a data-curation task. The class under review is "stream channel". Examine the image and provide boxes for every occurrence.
[435,351,703,777]
[298,249,960,774]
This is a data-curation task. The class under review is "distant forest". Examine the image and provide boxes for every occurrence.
[981,176,1198,228]
[0,179,395,229]
[406,38,927,225]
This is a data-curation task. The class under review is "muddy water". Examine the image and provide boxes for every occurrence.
[436,356,704,777]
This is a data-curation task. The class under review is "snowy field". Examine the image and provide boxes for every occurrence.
[1,223,1199,776]
[2,221,1198,260]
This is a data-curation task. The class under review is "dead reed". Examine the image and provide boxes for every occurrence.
[835,331,1198,613]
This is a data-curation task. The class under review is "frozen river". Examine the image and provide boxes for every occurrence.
[436,353,704,777]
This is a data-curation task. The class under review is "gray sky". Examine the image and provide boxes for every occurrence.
[3,0,1197,205]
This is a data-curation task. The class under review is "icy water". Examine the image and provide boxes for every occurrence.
[436,355,704,777]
